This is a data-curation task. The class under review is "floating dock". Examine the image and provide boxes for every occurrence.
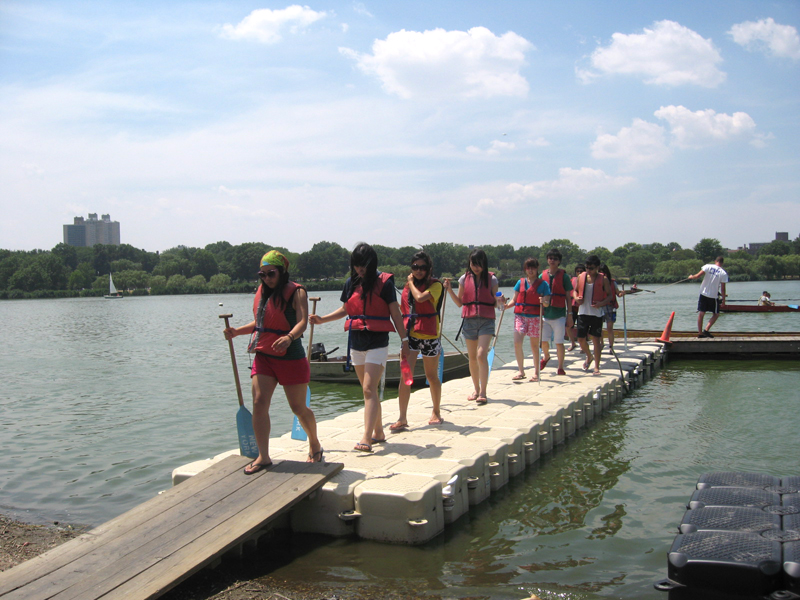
[174,341,668,545]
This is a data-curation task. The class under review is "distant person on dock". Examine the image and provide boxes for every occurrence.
[598,264,620,350]
[568,264,585,351]
[444,248,502,405]
[392,251,444,431]
[688,256,728,338]
[759,291,774,306]
[540,248,574,376]
[309,243,408,453]
[505,257,551,382]
[575,255,613,375]
[223,250,323,473]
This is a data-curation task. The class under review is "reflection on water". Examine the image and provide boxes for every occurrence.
[1,283,799,599]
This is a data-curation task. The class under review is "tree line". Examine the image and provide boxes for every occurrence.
[2,236,799,299]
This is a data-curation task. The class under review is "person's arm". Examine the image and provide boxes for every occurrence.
[309,305,347,325]
[538,280,551,308]
[224,320,255,340]
[388,301,409,358]
[688,269,704,280]
[407,276,435,303]
[492,276,503,308]
[443,277,464,307]
[720,282,726,301]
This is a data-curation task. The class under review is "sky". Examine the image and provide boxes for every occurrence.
[1,1,799,254]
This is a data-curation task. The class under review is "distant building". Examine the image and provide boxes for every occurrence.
[737,232,793,255]
[63,213,121,247]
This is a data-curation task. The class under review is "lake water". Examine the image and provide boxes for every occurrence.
[1,279,799,599]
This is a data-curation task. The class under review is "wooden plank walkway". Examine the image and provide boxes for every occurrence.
[0,456,342,600]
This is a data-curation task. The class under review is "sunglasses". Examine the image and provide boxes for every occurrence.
[258,269,279,278]
[585,265,598,270]
[411,264,428,271]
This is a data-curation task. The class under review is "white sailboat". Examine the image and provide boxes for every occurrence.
[104,273,123,299]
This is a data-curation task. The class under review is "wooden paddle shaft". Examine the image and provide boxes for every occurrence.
[219,314,245,408]
[307,297,320,357]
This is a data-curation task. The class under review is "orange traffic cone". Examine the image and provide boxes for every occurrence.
[656,311,675,344]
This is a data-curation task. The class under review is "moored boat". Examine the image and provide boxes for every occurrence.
[719,303,798,313]
[310,349,470,385]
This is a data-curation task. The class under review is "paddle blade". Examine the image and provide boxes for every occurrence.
[236,405,259,458]
[487,347,495,376]
[291,387,311,441]
[438,349,445,382]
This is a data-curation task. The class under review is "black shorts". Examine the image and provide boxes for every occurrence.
[697,294,720,314]
[577,314,603,339]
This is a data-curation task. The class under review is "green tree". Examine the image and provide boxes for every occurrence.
[625,249,656,276]
[693,238,725,263]
[167,274,188,293]
[541,239,584,266]
[51,243,78,270]
[758,240,792,257]
[208,273,232,291]
[422,242,469,277]
[191,249,219,280]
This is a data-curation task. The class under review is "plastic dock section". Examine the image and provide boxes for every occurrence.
[173,341,666,546]
[657,472,800,600]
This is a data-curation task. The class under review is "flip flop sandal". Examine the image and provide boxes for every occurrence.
[354,442,373,453]
[511,373,526,381]
[428,416,445,425]
[540,357,550,370]
[306,449,325,463]
[582,360,590,371]
[389,421,408,432]
[243,461,272,475]
[467,392,479,401]
[528,376,538,382]
[476,396,488,405]
[371,437,387,444]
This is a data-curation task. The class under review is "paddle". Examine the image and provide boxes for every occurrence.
[220,314,258,459]
[437,293,447,383]
[536,302,542,385]
[292,297,320,441]
[609,346,628,392]
[621,283,629,351]
[487,292,505,376]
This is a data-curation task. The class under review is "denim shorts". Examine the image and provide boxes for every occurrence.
[461,317,495,340]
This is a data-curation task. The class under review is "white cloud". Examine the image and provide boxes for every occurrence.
[591,118,670,170]
[220,5,327,44]
[467,139,516,155]
[476,167,634,211]
[728,18,800,60]
[654,105,758,148]
[340,27,533,99]
[587,20,725,87]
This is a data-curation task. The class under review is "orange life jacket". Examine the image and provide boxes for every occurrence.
[344,272,396,333]
[401,279,442,337]
[514,277,544,316]
[576,272,609,306]
[248,282,300,356]
[543,268,568,308]
[461,272,496,319]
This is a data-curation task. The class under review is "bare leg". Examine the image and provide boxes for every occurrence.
[251,374,277,465]
[394,350,419,428]
[528,335,540,381]
[556,343,566,371]
[421,354,442,422]
[513,328,526,378]
[355,362,386,446]
[465,337,481,398]
[706,312,720,331]
[579,336,593,371]
[591,334,602,374]
[541,340,551,365]
[283,382,322,460]
[697,311,706,334]
[606,319,615,349]
[475,333,492,398]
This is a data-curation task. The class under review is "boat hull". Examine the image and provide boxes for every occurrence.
[719,304,797,313]
[310,351,470,385]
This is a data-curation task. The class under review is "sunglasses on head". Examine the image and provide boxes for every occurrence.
[258,269,279,278]
[411,264,428,271]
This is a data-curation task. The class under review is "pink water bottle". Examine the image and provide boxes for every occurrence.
[400,358,414,386]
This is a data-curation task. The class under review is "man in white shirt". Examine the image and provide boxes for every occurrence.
[688,256,728,338]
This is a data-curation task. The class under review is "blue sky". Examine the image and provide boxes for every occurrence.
[2,1,799,253]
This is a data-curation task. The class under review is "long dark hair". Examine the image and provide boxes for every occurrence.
[350,242,379,302]
[466,248,489,288]
[260,266,292,310]
[410,250,433,290]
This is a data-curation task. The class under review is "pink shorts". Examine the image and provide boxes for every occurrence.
[514,314,541,338]
[250,354,310,386]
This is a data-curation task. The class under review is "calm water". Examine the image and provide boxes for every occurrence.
[1,279,799,599]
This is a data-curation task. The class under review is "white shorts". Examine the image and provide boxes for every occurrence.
[350,345,389,367]
[541,317,566,345]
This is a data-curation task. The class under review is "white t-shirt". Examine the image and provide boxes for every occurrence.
[699,264,729,298]
[578,281,603,317]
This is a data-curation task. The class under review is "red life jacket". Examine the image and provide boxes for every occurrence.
[609,279,619,309]
[344,272,396,333]
[461,272,496,319]
[401,279,442,337]
[248,282,300,356]
[576,272,609,306]
[571,276,579,308]
[543,268,568,308]
[514,277,544,316]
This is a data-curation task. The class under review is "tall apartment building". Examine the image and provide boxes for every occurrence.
[63,213,121,247]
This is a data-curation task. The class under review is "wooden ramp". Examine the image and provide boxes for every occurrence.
[0,455,342,600]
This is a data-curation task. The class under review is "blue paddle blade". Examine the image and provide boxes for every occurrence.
[487,347,495,376]
[236,405,259,458]
[438,350,445,382]
[291,387,311,441]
